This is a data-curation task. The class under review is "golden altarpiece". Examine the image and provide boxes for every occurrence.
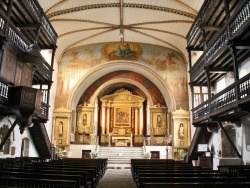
[52,107,73,147]
[75,103,96,145]
[52,89,190,156]
[99,89,145,146]
[171,108,190,159]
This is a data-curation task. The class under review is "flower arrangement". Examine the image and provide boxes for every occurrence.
[56,147,62,154]
[177,149,184,155]
[90,152,99,158]
[144,152,151,159]
[177,149,185,160]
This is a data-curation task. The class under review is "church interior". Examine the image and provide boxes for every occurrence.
[0,0,250,187]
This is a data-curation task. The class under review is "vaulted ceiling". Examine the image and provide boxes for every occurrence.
[38,0,204,62]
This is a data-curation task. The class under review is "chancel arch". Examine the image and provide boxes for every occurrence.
[67,61,176,112]
[56,62,177,147]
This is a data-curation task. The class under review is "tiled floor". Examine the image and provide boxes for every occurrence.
[96,169,137,188]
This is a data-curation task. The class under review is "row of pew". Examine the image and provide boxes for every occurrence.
[131,159,250,188]
[0,157,108,188]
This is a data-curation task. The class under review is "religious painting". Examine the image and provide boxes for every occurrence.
[57,43,187,111]
[151,112,167,136]
[114,107,131,126]
[102,43,142,61]
[153,113,165,127]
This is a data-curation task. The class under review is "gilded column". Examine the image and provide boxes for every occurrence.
[106,103,110,134]
[139,104,143,135]
[135,107,138,135]
[101,103,106,134]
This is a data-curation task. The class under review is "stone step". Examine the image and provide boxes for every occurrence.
[98,146,144,168]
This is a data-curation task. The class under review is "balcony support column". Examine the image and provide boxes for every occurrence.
[205,69,212,114]
[190,84,195,109]
[229,42,239,81]
[0,37,7,64]
[201,28,207,50]
[223,0,231,21]
[187,47,192,70]
[217,121,241,158]
[205,69,212,98]
[229,41,240,102]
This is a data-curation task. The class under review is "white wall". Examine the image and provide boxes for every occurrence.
[0,116,38,158]
[144,146,172,159]
[69,145,96,158]
[41,50,59,142]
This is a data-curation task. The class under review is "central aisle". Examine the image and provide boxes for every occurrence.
[96,169,137,188]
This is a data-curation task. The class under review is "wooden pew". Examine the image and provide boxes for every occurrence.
[48,158,108,178]
[20,166,96,188]
[142,182,250,188]
[238,169,250,178]
[136,172,236,187]
[0,167,88,188]
[131,159,176,172]
[0,158,106,188]
[0,177,76,188]
[0,171,82,188]
[58,158,108,171]
[139,176,248,188]
[131,159,196,180]
[134,169,219,184]
[218,165,250,174]
[134,167,214,181]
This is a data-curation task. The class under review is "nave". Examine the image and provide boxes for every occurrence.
[1,157,250,188]
[96,169,137,188]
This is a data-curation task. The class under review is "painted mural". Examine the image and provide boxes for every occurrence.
[56,42,188,110]
[78,71,165,106]
[102,43,142,61]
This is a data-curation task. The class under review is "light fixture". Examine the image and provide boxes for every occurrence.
[119,31,124,38]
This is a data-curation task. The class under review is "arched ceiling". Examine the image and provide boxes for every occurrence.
[38,0,204,62]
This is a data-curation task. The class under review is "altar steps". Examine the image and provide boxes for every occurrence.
[98,146,144,169]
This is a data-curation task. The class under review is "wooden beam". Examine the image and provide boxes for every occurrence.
[189,82,207,87]
[17,25,38,30]
[0,119,17,151]
[203,25,221,31]
[205,67,232,73]
[236,45,250,50]
[186,47,203,51]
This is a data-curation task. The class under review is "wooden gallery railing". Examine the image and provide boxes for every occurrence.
[189,0,250,82]
[193,73,250,123]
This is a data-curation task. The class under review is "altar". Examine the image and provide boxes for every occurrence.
[112,136,133,147]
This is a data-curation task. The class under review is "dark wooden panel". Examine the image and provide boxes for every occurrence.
[0,43,17,84]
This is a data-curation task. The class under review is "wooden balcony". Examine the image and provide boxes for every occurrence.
[188,0,250,85]
[0,0,57,84]
[192,73,250,126]
[0,0,57,47]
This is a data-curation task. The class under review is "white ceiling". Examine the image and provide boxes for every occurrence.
[38,0,204,62]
